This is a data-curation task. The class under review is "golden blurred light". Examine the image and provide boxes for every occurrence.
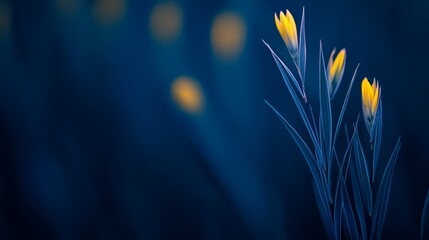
[0,4,10,40]
[94,0,126,25]
[171,76,204,113]
[149,2,182,43]
[211,12,246,60]
[57,0,81,14]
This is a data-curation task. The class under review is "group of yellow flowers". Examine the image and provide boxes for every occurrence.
[275,10,380,136]
[269,8,403,240]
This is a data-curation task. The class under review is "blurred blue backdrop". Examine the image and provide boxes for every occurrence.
[0,0,428,239]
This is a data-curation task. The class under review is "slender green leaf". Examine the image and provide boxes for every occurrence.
[313,181,335,240]
[333,64,360,151]
[263,40,304,99]
[354,131,373,216]
[345,123,351,144]
[298,7,306,84]
[309,105,319,143]
[265,101,333,233]
[333,124,357,239]
[373,97,383,183]
[336,121,358,181]
[319,42,333,203]
[319,42,332,170]
[371,138,401,240]
[341,179,360,240]
[265,101,323,186]
[421,188,429,240]
[351,163,368,240]
[334,184,343,240]
[263,41,322,160]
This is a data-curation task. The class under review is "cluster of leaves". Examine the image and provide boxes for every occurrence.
[264,7,402,240]
[422,189,429,240]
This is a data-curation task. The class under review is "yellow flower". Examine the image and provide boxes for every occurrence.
[275,10,298,55]
[327,48,346,98]
[361,77,380,132]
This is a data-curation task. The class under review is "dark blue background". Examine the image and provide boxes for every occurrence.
[0,0,428,239]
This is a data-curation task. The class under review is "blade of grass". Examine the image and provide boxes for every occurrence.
[333,64,360,151]
[334,184,343,239]
[265,101,324,187]
[266,101,332,222]
[298,7,306,85]
[319,42,333,203]
[341,178,360,240]
[345,123,351,144]
[263,40,304,99]
[354,131,373,216]
[336,133,359,240]
[372,97,383,183]
[319,41,333,169]
[335,121,361,240]
[309,105,319,143]
[333,124,357,239]
[351,163,368,240]
[336,121,358,181]
[263,41,322,161]
[319,111,323,161]
[371,138,401,240]
[421,188,429,240]
[313,180,335,240]
[268,108,333,240]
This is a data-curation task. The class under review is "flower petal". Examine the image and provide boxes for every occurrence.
[275,13,285,40]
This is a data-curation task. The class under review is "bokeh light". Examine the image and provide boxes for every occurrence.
[211,12,246,60]
[0,3,10,40]
[149,2,182,43]
[171,76,204,114]
[1,1,428,239]
[93,0,126,25]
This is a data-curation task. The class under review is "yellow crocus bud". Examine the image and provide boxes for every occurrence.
[275,10,298,56]
[361,77,380,133]
[327,48,346,98]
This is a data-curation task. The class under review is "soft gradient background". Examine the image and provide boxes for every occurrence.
[0,0,428,239]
